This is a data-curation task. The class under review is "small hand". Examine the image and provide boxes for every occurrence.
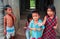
[38,23,43,26]
[32,28,36,31]
[37,28,41,31]
[53,26,57,29]
[4,30,6,35]
[24,27,27,29]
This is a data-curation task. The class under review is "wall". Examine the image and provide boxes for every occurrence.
[54,0,60,36]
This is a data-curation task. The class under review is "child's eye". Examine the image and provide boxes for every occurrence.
[8,8,12,11]
[9,9,12,11]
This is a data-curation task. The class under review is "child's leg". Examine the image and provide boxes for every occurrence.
[11,31,15,39]
[10,36,15,39]
[38,38,42,39]
[6,33,10,39]
[26,30,30,39]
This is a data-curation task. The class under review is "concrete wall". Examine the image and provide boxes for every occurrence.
[54,0,60,36]
[0,0,5,39]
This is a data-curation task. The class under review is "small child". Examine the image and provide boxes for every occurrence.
[24,14,32,39]
[29,10,45,39]
[42,5,58,39]
[3,5,16,39]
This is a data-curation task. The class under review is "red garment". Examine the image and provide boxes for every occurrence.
[42,15,57,39]
[26,21,29,27]
[24,22,29,30]
[8,14,14,25]
[32,38,42,39]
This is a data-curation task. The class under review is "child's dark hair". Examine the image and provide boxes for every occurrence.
[2,5,12,15]
[3,5,12,10]
[32,10,40,15]
[27,14,32,23]
[47,5,56,18]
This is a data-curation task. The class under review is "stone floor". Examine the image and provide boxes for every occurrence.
[15,19,26,39]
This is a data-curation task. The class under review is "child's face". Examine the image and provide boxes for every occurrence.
[32,13,40,21]
[47,8,54,16]
[5,7,12,14]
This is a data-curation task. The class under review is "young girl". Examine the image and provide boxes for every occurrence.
[42,5,58,39]
[24,14,32,39]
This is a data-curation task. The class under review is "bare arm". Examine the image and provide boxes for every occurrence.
[37,28,42,31]
[13,15,16,25]
[10,13,16,25]
[42,16,47,25]
[53,16,58,29]
[14,15,16,22]
[30,28,36,31]
[4,16,7,30]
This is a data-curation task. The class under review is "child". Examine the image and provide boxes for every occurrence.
[29,10,45,39]
[3,5,16,39]
[24,14,32,39]
[42,5,58,39]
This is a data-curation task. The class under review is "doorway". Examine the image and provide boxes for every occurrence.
[20,0,54,19]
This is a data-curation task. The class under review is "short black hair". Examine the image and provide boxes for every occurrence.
[32,10,40,15]
[2,5,12,15]
[32,10,38,13]
[3,5,12,10]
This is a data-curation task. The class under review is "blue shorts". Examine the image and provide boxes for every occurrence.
[6,26,15,39]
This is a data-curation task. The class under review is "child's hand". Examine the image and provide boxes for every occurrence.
[32,28,36,31]
[53,26,57,29]
[37,28,41,31]
[38,23,43,26]
[4,30,6,35]
[24,27,27,29]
